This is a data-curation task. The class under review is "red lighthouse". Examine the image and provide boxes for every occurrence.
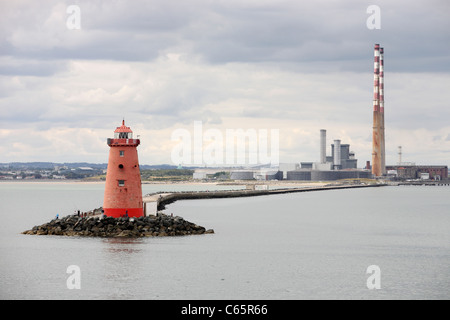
[103,120,144,218]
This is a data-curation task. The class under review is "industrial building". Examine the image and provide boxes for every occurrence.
[327,143,357,170]
[286,129,370,181]
[386,165,448,180]
[301,131,359,171]
[192,168,233,180]
[192,126,372,182]
[255,169,283,181]
[310,170,372,181]
[279,163,300,179]
[192,168,282,181]
[229,170,255,180]
[287,168,371,181]
[286,170,311,181]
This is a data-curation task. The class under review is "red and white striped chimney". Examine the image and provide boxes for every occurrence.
[379,48,384,113]
[373,44,380,112]
[379,47,386,175]
[372,44,382,177]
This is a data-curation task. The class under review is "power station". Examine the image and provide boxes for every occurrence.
[284,129,371,181]
[190,43,447,182]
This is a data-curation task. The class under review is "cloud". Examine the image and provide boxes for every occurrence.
[2,1,449,70]
[0,0,449,166]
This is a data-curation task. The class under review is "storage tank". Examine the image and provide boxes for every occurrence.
[230,171,255,180]
[311,170,372,181]
[311,170,340,181]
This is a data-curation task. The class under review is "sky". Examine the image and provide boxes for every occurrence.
[1,0,449,167]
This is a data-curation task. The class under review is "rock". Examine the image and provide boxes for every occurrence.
[22,212,213,238]
[116,230,131,237]
[54,226,63,235]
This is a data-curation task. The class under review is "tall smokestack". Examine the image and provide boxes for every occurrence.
[379,47,386,175]
[320,129,326,163]
[333,139,341,170]
[372,44,382,177]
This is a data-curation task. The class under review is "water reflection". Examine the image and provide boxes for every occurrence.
[99,237,149,298]
[102,237,144,254]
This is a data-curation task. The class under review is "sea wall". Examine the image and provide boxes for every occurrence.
[157,189,271,209]
[22,214,214,238]
[156,183,386,210]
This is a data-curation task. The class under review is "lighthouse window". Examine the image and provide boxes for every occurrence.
[118,132,131,139]
[119,150,124,157]
[118,180,125,187]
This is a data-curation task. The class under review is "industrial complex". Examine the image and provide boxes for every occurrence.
[191,44,447,183]
[193,128,372,182]
[283,128,372,181]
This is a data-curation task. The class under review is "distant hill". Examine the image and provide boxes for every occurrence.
[0,162,107,170]
[0,162,199,170]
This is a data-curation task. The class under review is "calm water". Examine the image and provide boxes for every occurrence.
[0,181,449,300]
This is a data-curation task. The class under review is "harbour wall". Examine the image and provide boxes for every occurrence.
[146,184,387,213]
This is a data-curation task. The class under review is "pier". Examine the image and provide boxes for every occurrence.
[395,181,450,186]
[143,183,386,216]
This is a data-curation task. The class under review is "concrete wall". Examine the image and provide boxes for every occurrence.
[311,170,372,181]
[287,170,311,180]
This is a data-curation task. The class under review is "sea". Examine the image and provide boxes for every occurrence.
[0,181,449,300]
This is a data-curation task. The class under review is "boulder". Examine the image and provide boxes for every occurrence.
[22,213,213,238]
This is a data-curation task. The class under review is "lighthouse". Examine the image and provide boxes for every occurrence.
[103,120,144,218]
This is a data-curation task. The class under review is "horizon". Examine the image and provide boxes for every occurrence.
[1,160,448,170]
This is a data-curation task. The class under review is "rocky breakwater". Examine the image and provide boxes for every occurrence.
[22,214,214,238]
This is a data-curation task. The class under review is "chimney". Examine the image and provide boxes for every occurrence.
[372,43,382,176]
[320,129,326,164]
[379,47,386,175]
[333,139,341,170]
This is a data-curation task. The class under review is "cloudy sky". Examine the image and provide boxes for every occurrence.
[1,0,449,167]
